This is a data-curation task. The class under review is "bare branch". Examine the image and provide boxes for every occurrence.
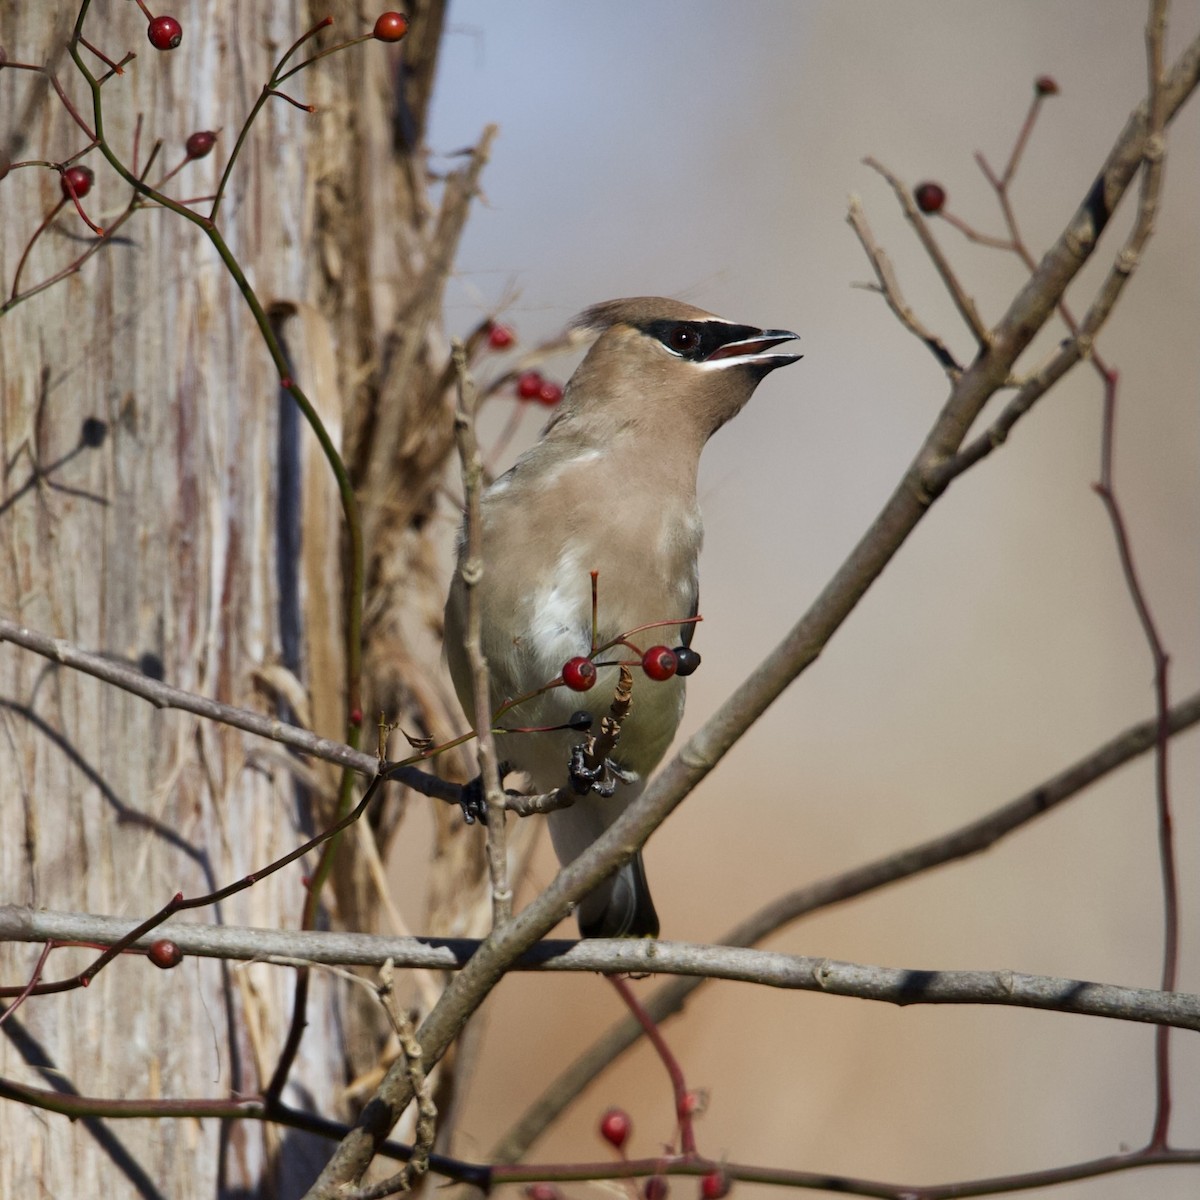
[4,905,1199,1033]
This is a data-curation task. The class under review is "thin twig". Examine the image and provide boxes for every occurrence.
[345,961,438,1200]
[1100,0,1174,1150]
[846,195,963,377]
[451,340,512,926]
[862,157,991,346]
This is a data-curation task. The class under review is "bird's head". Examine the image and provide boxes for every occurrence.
[552,297,801,449]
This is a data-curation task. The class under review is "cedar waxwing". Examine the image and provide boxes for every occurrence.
[444,297,801,937]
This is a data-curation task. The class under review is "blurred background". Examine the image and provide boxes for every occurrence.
[387,2,1200,1196]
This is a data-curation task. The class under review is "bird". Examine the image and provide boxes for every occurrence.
[444,297,801,937]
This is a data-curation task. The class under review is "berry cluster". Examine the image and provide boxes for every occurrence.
[516,371,563,407]
[478,319,564,406]
[560,644,700,692]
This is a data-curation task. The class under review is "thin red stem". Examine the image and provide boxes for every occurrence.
[0,941,55,1026]
[1092,367,1176,1148]
[607,974,698,1156]
[9,198,66,299]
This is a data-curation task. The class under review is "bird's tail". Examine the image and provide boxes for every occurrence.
[547,802,660,938]
[576,851,659,939]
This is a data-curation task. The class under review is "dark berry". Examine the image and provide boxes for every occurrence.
[700,1172,730,1200]
[913,182,945,214]
[138,652,165,680]
[60,165,94,201]
[487,321,516,350]
[641,646,677,682]
[673,646,701,677]
[516,370,544,400]
[566,710,594,731]
[599,1106,632,1149]
[147,15,183,50]
[185,130,217,159]
[147,939,183,969]
[562,657,597,692]
[373,12,410,42]
[1035,75,1060,96]
[644,1177,669,1200]
[80,417,108,447]
[536,380,563,407]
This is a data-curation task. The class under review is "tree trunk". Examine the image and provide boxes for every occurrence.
[0,2,479,1194]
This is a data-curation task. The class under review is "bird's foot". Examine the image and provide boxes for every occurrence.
[458,776,489,825]
[569,746,635,797]
[458,761,513,826]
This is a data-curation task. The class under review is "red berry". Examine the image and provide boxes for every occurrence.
[1035,75,1060,96]
[147,15,183,50]
[644,1178,669,1200]
[373,12,410,42]
[562,657,597,692]
[599,1106,632,1149]
[700,1172,730,1200]
[524,1186,561,1200]
[185,130,217,159]
[60,165,94,201]
[147,939,182,969]
[516,370,544,400]
[913,182,945,214]
[536,380,563,407]
[487,321,516,350]
[641,646,677,682]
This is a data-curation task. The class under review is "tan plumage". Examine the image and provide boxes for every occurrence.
[445,297,801,936]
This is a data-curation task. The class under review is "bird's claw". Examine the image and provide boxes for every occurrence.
[458,775,489,826]
[459,762,517,825]
[569,745,613,796]
[569,746,635,797]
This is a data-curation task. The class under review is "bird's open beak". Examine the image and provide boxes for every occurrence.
[704,328,802,367]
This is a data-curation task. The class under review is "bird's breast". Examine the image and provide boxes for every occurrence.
[465,456,700,784]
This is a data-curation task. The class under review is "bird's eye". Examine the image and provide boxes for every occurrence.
[664,324,701,354]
